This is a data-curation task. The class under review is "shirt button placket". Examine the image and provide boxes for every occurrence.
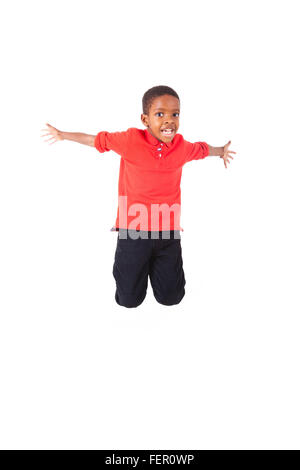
[157,143,163,158]
[160,143,164,158]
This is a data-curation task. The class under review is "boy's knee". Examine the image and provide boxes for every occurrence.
[154,288,185,306]
[115,291,146,308]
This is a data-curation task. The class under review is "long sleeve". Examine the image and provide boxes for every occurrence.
[94,129,130,157]
[183,140,210,163]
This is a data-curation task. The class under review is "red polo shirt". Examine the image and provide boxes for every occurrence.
[94,127,209,231]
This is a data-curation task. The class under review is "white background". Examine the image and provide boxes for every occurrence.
[0,0,299,450]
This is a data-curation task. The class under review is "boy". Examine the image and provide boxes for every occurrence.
[41,85,236,308]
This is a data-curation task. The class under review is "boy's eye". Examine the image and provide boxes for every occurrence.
[155,112,180,117]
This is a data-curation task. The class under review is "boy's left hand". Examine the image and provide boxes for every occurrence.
[221,140,236,169]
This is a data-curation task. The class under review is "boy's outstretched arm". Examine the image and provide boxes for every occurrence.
[40,123,96,147]
[207,140,236,169]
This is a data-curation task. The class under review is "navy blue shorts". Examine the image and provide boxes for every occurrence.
[112,230,186,308]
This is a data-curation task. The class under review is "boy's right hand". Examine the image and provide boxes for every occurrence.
[40,123,63,145]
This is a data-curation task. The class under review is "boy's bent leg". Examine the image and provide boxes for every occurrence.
[113,234,152,308]
[149,238,186,306]
[114,290,147,309]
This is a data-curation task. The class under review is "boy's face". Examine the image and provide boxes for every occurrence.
[141,94,180,143]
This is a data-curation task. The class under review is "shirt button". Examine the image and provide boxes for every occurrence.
[159,153,162,157]
[157,147,162,151]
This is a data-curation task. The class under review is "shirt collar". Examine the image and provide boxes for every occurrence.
[144,128,173,148]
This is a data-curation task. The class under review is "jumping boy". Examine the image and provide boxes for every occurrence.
[41,85,236,308]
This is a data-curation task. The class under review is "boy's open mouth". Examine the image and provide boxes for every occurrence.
[161,128,175,137]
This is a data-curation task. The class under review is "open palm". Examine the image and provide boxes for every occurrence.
[221,140,236,169]
[40,123,63,145]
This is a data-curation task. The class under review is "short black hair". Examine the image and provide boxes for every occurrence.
[142,85,180,115]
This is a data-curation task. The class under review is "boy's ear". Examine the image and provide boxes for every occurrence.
[141,113,149,127]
